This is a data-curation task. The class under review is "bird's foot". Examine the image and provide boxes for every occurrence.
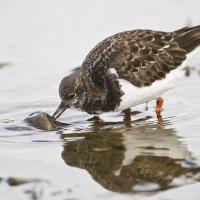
[122,108,132,128]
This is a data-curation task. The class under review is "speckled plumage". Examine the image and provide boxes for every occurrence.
[53,26,200,118]
[82,27,199,88]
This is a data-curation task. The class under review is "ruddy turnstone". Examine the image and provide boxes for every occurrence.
[53,25,200,120]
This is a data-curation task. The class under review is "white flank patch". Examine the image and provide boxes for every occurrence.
[109,68,119,77]
[118,63,185,111]
[108,46,200,111]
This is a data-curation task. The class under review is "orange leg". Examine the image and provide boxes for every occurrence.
[156,97,164,116]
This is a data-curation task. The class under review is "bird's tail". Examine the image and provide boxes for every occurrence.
[174,25,200,53]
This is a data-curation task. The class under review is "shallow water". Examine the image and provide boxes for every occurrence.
[1,0,200,200]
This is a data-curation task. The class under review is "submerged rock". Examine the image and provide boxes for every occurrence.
[7,177,43,186]
[0,62,11,69]
[25,111,69,131]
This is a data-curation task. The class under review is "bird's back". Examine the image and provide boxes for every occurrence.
[82,26,200,89]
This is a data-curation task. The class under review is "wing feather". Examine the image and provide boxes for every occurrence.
[82,29,188,88]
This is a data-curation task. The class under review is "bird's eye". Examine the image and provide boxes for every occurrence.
[69,93,75,98]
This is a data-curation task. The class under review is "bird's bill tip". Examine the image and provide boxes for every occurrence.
[52,102,69,120]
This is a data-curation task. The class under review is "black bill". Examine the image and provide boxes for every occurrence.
[52,102,69,120]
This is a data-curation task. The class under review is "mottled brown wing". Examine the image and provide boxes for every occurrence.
[82,29,187,88]
[112,30,188,87]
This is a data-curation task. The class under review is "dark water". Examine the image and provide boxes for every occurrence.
[1,1,200,200]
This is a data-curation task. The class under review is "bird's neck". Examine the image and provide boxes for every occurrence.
[73,70,123,114]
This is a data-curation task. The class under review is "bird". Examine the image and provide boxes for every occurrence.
[52,25,200,121]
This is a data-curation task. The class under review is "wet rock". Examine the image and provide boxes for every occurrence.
[7,177,42,186]
[25,111,69,131]
[0,62,11,69]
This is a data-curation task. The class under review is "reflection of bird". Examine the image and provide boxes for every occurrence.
[61,119,200,193]
[53,25,200,120]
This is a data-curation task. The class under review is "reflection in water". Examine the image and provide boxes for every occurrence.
[61,117,200,193]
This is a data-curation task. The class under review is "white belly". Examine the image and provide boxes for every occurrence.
[108,46,200,111]
[117,66,184,111]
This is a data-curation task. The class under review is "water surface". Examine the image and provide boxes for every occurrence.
[1,1,200,200]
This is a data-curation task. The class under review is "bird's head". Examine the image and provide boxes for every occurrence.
[52,73,81,120]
